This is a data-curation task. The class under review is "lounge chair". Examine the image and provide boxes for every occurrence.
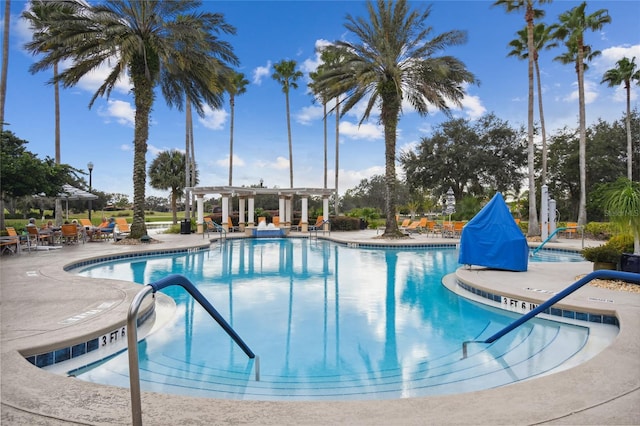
[115,218,131,240]
[308,216,324,231]
[291,219,303,231]
[406,218,428,234]
[398,219,411,231]
[96,220,116,241]
[227,216,239,232]
[1,227,22,254]
[562,222,578,238]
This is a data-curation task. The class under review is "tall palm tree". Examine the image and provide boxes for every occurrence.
[494,0,550,237]
[149,150,190,225]
[22,0,69,164]
[601,56,640,181]
[184,100,193,220]
[308,67,329,189]
[507,23,557,185]
[272,59,303,188]
[24,0,237,238]
[312,0,475,238]
[552,1,611,226]
[227,71,249,186]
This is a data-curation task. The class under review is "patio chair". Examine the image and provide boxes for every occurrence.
[61,224,82,244]
[399,219,411,231]
[1,227,22,254]
[27,226,50,246]
[272,216,280,227]
[227,216,239,232]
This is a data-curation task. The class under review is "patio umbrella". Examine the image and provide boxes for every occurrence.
[56,184,98,221]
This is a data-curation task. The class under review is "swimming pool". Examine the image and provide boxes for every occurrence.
[70,239,601,400]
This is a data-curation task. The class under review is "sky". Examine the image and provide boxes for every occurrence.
[3,0,640,202]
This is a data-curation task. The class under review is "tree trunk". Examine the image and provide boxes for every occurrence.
[184,101,192,220]
[334,98,340,216]
[129,70,153,239]
[526,5,539,236]
[535,59,548,184]
[54,62,60,164]
[380,85,402,238]
[577,40,587,226]
[229,95,235,186]
[0,0,9,135]
[286,90,294,188]
[323,101,327,189]
[626,82,632,180]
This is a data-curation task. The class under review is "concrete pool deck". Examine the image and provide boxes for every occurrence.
[1,230,639,425]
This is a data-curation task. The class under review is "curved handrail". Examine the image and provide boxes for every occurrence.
[531,226,581,256]
[462,270,640,358]
[127,274,255,425]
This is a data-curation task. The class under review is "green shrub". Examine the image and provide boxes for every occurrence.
[581,245,621,263]
[330,216,361,231]
[607,233,634,253]
[583,222,614,240]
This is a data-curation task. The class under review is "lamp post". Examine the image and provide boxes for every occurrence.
[87,162,94,221]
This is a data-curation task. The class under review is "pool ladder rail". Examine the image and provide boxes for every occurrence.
[127,274,256,426]
[203,220,227,240]
[531,226,583,256]
[462,270,640,358]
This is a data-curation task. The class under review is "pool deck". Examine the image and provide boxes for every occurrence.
[1,230,639,425]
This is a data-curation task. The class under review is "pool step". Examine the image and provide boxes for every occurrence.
[79,321,588,400]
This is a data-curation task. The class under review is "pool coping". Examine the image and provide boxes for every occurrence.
[1,231,639,424]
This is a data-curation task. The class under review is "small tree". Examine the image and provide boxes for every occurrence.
[149,150,194,225]
[605,178,640,254]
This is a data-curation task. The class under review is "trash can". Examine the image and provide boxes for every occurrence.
[180,219,191,235]
[621,253,640,273]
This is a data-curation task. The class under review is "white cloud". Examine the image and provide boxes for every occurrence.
[198,106,228,130]
[339,121,384,140]
[98,99,135,126]
[300,39,332,74]
[215,154,245,168]
[562,80,599,105]
[461,94,487,119]
[296,104,324,125]
[120,144,132,152]
[253,61,272,85]
[255,156,289,171]
[338,166,385,194]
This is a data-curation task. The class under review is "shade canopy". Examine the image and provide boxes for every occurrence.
[57,184,98,201]
[458,193,529,272]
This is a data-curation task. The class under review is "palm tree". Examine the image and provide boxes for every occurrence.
[494,0,550,237]
[272,59,303,188]
[507,23,557,184]
[312,0,475,238]
[308,67,329,189]
[184,100,193,220]
[227,72,249,186]
[149,150,190,225]
[1,0,10,134]
[601,57,640,181]
[552,1,611,226]
[605,178,640,254]
[24,0,237,238]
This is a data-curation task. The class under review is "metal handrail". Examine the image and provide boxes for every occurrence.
[531,226,582,256]
[462,270,640,358]
[203,220,227,240]
[127,274,255,425]
[310,220,330,238]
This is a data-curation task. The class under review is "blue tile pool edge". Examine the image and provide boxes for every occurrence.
[454,278,619,327]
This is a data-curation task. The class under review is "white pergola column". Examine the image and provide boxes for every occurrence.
[322,196,329,231]
[222,194,230,231]
[285,196,292,226]
[239,197,246,231]
[248,197,255,225]
[196,194,204,234]
[278,196,285,227]
[301,197,309,232]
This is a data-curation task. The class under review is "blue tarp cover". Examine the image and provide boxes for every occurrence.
[458,193,528,271]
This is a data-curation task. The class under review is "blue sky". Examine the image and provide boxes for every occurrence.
[3,0,640,201]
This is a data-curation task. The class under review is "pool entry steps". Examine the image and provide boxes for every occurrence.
[462,269,640,358]
[127,274,256,426]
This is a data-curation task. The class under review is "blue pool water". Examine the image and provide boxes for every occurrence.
[72,240,591,400]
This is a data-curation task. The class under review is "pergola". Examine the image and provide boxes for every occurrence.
[188,186,335,233]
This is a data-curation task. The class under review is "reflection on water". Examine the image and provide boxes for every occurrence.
[74,240,589,400]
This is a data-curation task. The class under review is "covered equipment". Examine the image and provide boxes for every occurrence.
[458,193,528,271]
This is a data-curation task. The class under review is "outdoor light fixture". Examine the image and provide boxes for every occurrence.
[88,162,94,221]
